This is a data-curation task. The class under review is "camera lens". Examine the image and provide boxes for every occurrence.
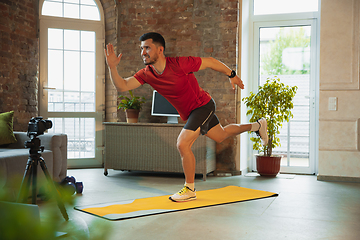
[44,120,53,130]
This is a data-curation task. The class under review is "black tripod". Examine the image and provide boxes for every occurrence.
[16,135,69,221]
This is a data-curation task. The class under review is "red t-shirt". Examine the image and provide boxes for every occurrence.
[134,56,211,120]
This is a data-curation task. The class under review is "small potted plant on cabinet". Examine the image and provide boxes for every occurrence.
[242,76,297,176]
[118,90,146,123]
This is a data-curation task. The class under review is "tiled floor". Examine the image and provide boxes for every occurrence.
[61,169,360,240]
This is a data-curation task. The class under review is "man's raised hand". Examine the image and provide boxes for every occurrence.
[229,75,244,90]
[104,43,122,69]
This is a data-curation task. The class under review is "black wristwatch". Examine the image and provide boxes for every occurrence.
[228,70,236,78]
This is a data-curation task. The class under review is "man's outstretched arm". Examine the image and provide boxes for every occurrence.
[104,43,141,92]
[199,57,244,90]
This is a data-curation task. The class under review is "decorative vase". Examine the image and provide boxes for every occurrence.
[256,155,282,177]
[125,109,140,123]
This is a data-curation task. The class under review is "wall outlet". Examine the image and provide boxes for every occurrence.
[328,97,337,111]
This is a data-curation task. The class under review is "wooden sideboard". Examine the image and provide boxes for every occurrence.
[103,122,216,180]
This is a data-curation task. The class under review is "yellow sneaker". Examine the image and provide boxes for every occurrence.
[169,186,196,202]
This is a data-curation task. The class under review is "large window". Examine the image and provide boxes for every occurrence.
[39,0,105,167]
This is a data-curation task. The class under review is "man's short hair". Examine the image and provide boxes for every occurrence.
[139,32,166,51]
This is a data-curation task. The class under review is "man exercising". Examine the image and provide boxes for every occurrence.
[105,32,268,202]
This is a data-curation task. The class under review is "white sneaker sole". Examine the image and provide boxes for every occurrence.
[169,196,197,202]
[257,118,268,146]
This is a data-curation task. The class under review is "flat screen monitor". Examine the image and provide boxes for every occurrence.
[151,90,180,124]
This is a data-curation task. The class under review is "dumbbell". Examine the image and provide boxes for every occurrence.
[60,176,83,194]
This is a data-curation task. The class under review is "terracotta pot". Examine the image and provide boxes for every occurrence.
[125,109,140,123]
[256,155,282,177]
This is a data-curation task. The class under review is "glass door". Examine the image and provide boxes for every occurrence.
[254,20,317,174]
[39,0,105,168]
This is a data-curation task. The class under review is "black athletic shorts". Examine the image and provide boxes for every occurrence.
[184,98,219,135]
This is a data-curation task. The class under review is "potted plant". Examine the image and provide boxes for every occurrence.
[118,90,146,123]
[242,76,297,176]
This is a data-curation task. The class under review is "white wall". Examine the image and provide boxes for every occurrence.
[318,0,360,180]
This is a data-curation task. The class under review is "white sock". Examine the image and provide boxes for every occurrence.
[250,122,260,132]
[185,182,195,191]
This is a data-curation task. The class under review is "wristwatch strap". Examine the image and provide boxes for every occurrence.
[228,70,236,78]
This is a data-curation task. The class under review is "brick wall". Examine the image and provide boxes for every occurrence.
[113,0,239,172]
[102,0,118,122]
[0,0,39,131]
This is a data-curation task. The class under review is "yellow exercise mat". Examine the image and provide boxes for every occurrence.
[75,186,278,220]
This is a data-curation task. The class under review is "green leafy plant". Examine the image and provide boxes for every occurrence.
[242,76,297,156]
[117,90,146,111]
[0,178,113,240]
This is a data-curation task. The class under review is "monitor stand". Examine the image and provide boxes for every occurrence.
[167,116,178,124]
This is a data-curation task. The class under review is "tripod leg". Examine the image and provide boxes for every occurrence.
[17,158,34,203]
[38,157,69,221]
[31,158,38,204]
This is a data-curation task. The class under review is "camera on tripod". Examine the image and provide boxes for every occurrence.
[18,116,69,220]
[25,117,52,151]
[27,117,52,137]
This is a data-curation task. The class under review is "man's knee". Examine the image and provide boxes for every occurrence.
[177,129,199,154]
[176,139,185,152]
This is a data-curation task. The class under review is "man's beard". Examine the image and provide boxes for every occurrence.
[144,53,159,65]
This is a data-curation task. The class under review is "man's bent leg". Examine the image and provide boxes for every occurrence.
[169,128,200,202]
[206,123,252,143]
[176,128,201,183]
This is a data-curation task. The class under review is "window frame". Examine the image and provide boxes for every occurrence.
[240,0,320,175]
[39,0,106,168]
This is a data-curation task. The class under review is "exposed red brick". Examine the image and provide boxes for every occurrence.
[204,47,214,53]
[0,0,39,131]
[146,19,157,25]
